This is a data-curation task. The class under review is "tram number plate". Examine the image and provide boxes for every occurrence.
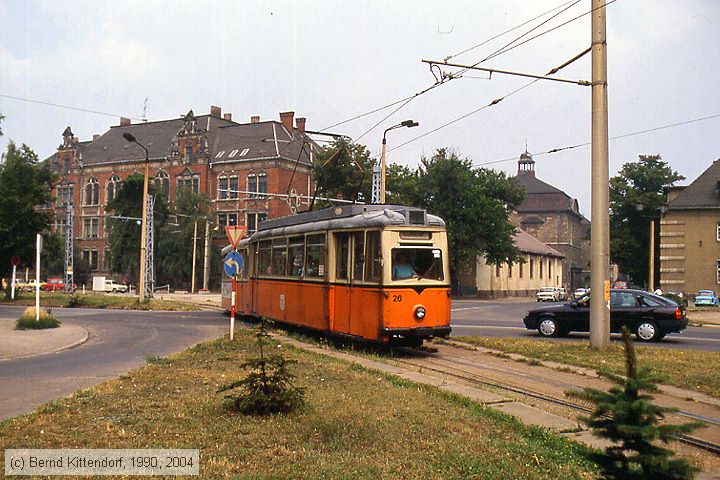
[392,294,403,302]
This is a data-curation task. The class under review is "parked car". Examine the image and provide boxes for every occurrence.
[101,280,129,293]
[26,279,47,290]
[523,288,688,342]
[536,286,561,302]
[43,277,77,292]
[573,288,589,298]
[694,290,719,307]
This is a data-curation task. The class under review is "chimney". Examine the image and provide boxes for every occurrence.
[223,113,232,121]
[210,105,222,117]
[120,117,131,126]
[250,115,260,124]
[92,134,100,141]
[279,111,294,132]
[295,117,306,132]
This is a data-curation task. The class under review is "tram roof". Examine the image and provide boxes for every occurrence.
[250,204,445,240]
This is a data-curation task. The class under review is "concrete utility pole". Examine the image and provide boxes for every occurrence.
[202,220,211,291]
[589,0,610,349]
[649,219,655,290]
[191,219,198,293]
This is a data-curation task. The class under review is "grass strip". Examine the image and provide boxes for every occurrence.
[0,332,599,479]
[458,336,720,398]
[3,292,200,311]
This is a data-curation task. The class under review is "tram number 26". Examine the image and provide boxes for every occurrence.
[392,294,403,302]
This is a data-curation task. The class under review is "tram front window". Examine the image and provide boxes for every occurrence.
[391,248,443,281]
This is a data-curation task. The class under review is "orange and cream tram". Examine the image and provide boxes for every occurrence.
[221,204,451,345]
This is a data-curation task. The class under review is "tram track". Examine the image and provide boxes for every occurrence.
[392,346,720,456]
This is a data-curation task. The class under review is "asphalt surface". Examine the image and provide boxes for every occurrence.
[0,306,226,420]
[451,298,720,352]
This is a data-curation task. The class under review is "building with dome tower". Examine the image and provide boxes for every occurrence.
[510,150,591,291]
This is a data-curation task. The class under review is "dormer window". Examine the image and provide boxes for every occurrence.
[229,149,238,158]
[184,144,194,164]
[240,148,250,157]
[215,151,225,159]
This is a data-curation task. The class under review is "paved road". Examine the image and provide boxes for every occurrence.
[0,306,226,420]
[451,298,720,352]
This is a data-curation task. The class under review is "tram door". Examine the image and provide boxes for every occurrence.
[333,232,364,335]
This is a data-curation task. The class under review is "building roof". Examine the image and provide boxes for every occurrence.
[212,121,314,166]
[43,110,316,167]
[514,173,582,215]
[667,159,720,209]
[514,229,564,257]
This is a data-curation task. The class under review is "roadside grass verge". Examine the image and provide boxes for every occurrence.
[3,292,200,311]
[457,336,720,398]
[0,332,599,479]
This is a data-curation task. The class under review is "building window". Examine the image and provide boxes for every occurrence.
[177,175,199,194]
[55,217,68,238]
[154,171,170,197]
[247,173,267,199]
[519,261,524,278]
[218,174,239,200]
[495,264,500,277]
[717,260,720,284]
[548,259,552,279]
[184,144,193,164]
[84,177,100,206]
[83,249,99,271]
[246,212,267,234]
[57,185,74,207]
[83,217,99,238]
[106,175,120,203]
[530,258,534,279]
[218,212,238,229]
[717,222,720,242]
[508,262,512,278]
[540,258,544,279]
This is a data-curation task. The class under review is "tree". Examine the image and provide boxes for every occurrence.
[0,142,55,278]
[406,149,525,275]
[155,188,211,289]
[105,174,169,284]
[610,155,683,287]
[311,138,374,207]
[569,328,700,479]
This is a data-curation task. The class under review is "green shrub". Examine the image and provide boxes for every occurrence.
[218,319,305,415]
[16,307,61,330]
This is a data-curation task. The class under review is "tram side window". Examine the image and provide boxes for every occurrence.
[365,231,381,282]
[305,234,326,279]
[352,232,365,280]
[335,233,350,280]
[257,241,271,276]
[271,238,288,276]
[391,248,444,281]
[288,236,305,277]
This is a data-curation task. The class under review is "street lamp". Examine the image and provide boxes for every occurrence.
[379,120,418,204]
[635,203,669,291]
[122,132,150,302]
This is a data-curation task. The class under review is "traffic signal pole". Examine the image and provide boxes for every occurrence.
[589,0,610,349]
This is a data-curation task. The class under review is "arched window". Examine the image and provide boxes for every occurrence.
[154,171,170,197]
[84,177,99,205]
[106,175,120,203]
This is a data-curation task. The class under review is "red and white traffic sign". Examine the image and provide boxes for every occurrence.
[225,225,247,249]
[10,255,21,267]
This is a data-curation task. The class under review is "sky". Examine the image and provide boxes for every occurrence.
[1,0,719,219]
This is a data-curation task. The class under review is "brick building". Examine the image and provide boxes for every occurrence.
[660,159,720,294]
[45,106,317,277]
[510,151,591,290]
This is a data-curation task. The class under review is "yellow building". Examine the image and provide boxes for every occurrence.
[660,160,720,294]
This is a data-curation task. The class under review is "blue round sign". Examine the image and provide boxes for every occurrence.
[223,251,244,277]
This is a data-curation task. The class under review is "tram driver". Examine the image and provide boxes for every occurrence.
[392,251,417,280]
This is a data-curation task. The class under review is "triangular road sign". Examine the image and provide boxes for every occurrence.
[225,225,247,249]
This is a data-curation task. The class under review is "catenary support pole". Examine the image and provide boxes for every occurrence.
[35,234,41,321]
[589,0,610,349]
[191,219,198,294]
[649,219,655,290]
[202,220,211,291]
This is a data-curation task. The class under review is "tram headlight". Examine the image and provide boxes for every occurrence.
[415,306,426,320]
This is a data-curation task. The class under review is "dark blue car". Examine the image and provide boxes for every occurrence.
[523,288,688,342]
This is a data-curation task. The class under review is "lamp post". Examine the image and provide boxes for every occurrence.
[379,120,418,204]
[635,203,668,291]
[122,132,150,302]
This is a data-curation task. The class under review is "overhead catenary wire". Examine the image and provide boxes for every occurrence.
[0,94,145,121]
[474,112,720,167]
